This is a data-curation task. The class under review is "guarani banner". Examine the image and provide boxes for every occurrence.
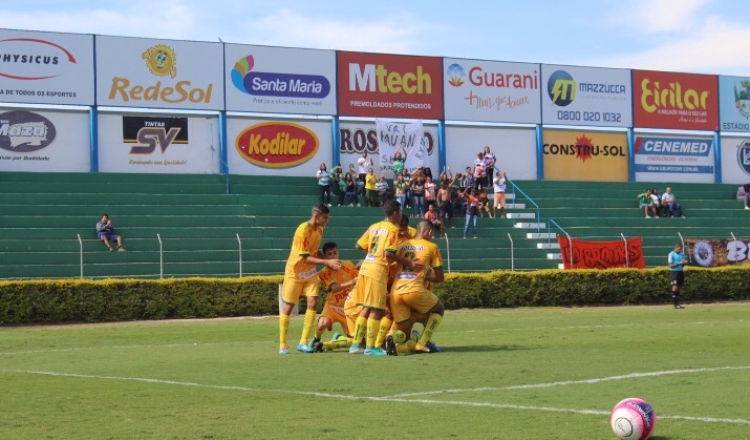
[375,118,425,177]
[558,236,646,269]
[686,238,750,267]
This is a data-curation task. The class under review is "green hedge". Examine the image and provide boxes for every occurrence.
[1,267,749,325]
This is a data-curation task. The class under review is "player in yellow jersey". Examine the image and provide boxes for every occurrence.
[349,200,420,356]
[386,220,446,355]
[310,242,359,352]
[279,203,341,355]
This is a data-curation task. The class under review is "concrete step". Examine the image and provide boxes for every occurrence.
[558,263,565,269]
[547,253,561,259]
[506,213,536,219]
[527,232,557,239]
[537,243,560,249]
[506,203,525,209]
[514,222,546,229]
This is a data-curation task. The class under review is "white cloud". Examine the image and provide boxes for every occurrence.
[626,0,712,33]
[591,17,750,75]
[220,8,443,54]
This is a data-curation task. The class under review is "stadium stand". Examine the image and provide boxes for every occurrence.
[2,172,746,279]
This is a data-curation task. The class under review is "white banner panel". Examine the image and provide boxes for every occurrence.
[0,108,89,171]
[0,30,94,105]
[338,121,438,177]
[445,125,537,180]
[443,58,541,123]
[720,135,750,183]
[228,117,332,176]
[634,134,715,183]
[98,113,219,174]
[225,44,336,115]
[541,65,632,127]
[375,119,426,177]
[96,36,223,110]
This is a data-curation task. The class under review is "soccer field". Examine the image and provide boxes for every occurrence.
[1,304,749,439]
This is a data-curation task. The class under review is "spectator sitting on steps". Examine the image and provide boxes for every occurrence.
[637,189,658,218]
[661,187,685,218]
[96,214,126,252]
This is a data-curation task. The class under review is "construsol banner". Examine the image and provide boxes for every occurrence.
[443,58,541,123]
[632,70,718,131]
[0,29,95,105]
[686,238,750,267]
[337,51,442,119]
[542,129,628,181]
[98,113,219,174]
[558,236,646,269]
[633,134,714,183]
[541,65,632,128]
[0,108,89,172]
[227,117,331,176]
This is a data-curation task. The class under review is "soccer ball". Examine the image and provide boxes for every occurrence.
[610,398,656,440]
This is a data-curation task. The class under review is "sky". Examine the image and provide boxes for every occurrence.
[1,0,749,76]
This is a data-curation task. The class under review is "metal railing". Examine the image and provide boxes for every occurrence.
[507,232,514,271]
[620,233,629,268]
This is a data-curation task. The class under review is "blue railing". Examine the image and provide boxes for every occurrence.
[508,179,541,231]
[547,219,569,243]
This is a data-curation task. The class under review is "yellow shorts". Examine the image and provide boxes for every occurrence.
[320,303,347,332]
[281,276,319,305]
[346,311,358,337]
[391,288,439,323]
[357,273,387,310]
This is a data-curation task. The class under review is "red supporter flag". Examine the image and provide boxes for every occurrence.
[558,236,646,269]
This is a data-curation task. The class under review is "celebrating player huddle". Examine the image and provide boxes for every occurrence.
[278,200,446,356]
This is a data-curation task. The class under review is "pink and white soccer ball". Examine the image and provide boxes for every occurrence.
[610,398,656,440]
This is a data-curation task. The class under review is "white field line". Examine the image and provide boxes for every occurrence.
[384,366,750,398]
[1,369,749,426]
[0,343,200,357]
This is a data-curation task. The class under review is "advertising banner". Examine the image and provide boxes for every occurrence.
[228,117,332,176]
[632,70,718,130]
[719,75,750,132]
[338,120,438,177]
[375,119,426,178]
[225,44,336,115]
[633,134,714,183]
[541,65,632,127]
[558,236,646,269]
[686,237,750,267]
[444,125,537,180]
[0,108,89,172]
[95,36,223,110]
[98,113,219,173]
[719,135,750,183]
[542,129,628,181]
[0,30,95,105]
[443,58,540,123]
[337,52,442,119]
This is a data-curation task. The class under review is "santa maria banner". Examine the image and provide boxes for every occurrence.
[375,119,426,177]
[558,236,646,269]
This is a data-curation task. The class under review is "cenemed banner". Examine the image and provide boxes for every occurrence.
[633,134,714,183]
[443,58,540,124]
[95,36,224,110]
[0,29,95,105]
[558,236,646,269]
[632,70,718,130]
[718,75,750,132]
[337,52,442,119]
[542,129,628,181]
[225,44,336,115]
[541,65,632,127]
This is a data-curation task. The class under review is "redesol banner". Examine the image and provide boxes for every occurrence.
[632,70,718,130]
[337,52,442,119]
[542,129,628,181]
[558,236,646,269]
[686,238,750,267]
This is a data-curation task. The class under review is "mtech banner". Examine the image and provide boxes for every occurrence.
[558,236,646,269]
[632,70,718,130]
[337,52,442,119]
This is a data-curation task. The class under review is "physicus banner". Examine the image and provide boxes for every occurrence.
[375,119,426,178]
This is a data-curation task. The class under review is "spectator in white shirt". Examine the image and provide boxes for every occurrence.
[661,187,684,218]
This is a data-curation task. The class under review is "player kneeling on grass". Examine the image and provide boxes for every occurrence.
[311,242,360,352]
[386,220,445,355]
